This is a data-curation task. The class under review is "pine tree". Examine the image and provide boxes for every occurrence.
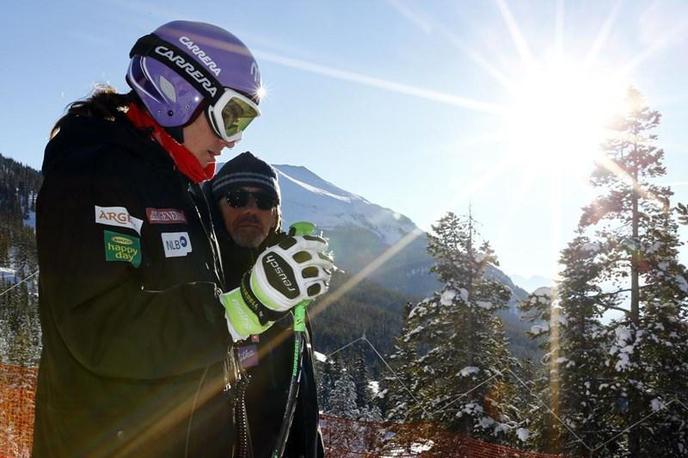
[388,211,521,442]
[0,153,42,367]
[318,356,342,413]
[520,287,563,453]
[523,87,688,455]
[349,353,382,420]
[329,363,360,419]
[381,301,420,421]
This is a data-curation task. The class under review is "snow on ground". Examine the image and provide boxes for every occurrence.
[314,351,327,363]
[0,267,18,285]
[409,440,434,453]
[23,210,36,229]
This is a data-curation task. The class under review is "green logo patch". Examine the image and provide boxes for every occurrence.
[104,230,141,267]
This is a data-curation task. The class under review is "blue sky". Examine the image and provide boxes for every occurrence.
[2,0,688,281]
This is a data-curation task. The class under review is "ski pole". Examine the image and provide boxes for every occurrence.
[272,221,315,458]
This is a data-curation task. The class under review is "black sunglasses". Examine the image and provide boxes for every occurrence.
[225,189,276,210]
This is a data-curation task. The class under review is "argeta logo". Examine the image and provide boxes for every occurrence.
[161,232,193,258]
[95,206,143,234]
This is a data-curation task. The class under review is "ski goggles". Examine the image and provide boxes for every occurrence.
[208,88,261,143]
[225,189,276,210]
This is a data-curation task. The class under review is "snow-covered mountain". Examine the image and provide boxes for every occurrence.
[510,274,554,294]
[273,164,536,358]
[274,164,529,302]
[275,164,438,297]
[275,165,417,245]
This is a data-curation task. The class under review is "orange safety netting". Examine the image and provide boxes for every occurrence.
[0,364,560,457]
[320,414,561,457]
[0,364,36,458]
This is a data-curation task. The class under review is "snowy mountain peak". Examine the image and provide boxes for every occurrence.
[274,164,416,245]
[274,164,360,202]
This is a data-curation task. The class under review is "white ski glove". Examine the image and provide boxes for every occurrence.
[220,234,334,341]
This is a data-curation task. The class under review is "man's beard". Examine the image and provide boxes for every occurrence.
[230,216,268,248]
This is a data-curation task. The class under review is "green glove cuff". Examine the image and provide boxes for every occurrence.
[220,288,272,341]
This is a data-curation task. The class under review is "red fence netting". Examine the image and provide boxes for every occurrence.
[0,364,36,458]
[0,364,560,457]
[320,414,562,457]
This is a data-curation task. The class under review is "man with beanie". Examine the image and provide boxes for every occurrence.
[205,152,324,457]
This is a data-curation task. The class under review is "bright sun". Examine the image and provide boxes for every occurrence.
[505,58,629,175]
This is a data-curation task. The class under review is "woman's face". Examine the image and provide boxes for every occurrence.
[182,113,235,167]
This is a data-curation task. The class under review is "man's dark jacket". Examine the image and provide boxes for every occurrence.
[204,185,324,458]
[34,113,238,457]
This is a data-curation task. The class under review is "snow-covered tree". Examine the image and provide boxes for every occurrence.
[381,301,419,421]
[317,355,342,413]
[387,211,522,443]
[329,364,360,419]
[523,87,688,456]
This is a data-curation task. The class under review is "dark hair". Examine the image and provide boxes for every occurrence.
[51,85,133,138]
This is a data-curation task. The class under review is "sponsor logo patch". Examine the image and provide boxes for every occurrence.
[161,232,193,258]
[238,344,259,369]
[104,230,141,267]
[95,206,143,234]
[146,208,187,224]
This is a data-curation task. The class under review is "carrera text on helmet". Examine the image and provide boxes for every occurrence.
[154,45,218,98]
[179,36,222,76]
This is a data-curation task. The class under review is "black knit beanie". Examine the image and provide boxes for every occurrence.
[211,151,281,203]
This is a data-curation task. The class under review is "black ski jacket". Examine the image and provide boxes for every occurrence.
[33,113,239,457]
[205,185,325,458]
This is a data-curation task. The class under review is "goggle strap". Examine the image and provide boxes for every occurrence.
[206,105,224,139]
[130,34,223,105]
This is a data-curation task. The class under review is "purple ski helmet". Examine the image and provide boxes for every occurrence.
[126,21,262,141]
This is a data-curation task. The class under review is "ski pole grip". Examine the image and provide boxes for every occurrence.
[288,222,316,332]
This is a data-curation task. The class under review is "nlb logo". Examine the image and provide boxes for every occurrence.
[161,232,193,258]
